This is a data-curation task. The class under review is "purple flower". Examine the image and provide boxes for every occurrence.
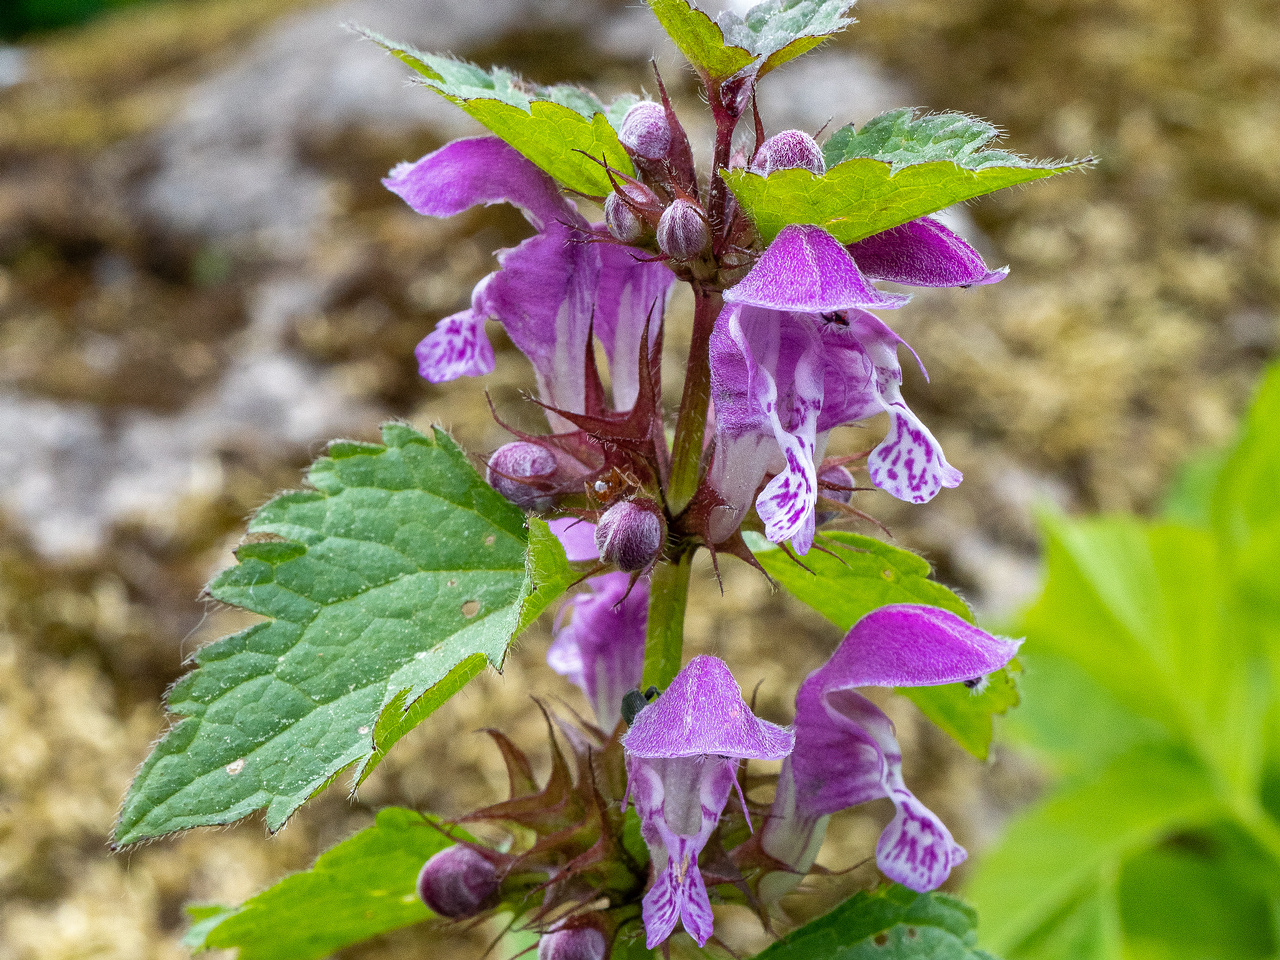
[549,575,649,732]
[708,225,965,552]
[622,656,794,948]
[848,216,1008,289]
[760,605,1020,896]
[385,137,675,420]
[546,518,649,730]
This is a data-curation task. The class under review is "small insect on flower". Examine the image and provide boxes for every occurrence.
[621,685,661,726]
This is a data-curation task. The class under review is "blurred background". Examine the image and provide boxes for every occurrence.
[1,0,1277,957]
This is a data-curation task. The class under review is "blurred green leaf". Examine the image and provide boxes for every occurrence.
[363,33,636,196]
[116,425,572,845]
[747,531,1019,759]
[749,885,995,960]
[1117,845,1277,960]
[725,109,1087,243]
[967,745,1219,953]
[973,362,1280,960]
[647,0,856,81]
[186,807,455,960]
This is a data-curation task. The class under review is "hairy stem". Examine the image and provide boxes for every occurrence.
[666,284,722,515]
[642,552,694,689]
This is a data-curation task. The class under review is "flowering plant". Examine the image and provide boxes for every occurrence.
[114,2,1091,958]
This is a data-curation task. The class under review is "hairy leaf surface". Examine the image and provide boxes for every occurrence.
[726,109,1087,243]
[185,807,456,960]
[364,31,635,196]
[750,884,996,960]
[748,531,1019,759]
[115,425,572,845]
[648,0,856,80]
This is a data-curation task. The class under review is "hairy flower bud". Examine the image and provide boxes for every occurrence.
[816,464,854,524]
[537,925,609,960]
[595,498,665,572]
[604,192,644,243]
[416,845,499,918]
[487,441,556,511]
[751,129,825,177]
[618,101,671,161]
[656,199,709,261]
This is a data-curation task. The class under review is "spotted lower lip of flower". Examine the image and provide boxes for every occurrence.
[762,605,1021,894]
[707,302,961,551]
[385,136,674,422]
[621,655,793,948]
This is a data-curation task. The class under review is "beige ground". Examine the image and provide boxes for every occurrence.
[0,0,1276,957]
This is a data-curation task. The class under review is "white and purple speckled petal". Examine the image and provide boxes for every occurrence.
[725,225,908,313]
[843,312,962,503]
[849,217,1008,288]
[627,754,738,948]
[623,655,794,761]
[781,605,1019,890]
[877,779,968,892]
[753,334,823,554]
[414,307,495,383]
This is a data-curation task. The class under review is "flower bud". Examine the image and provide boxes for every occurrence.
[751,129,825,177]
[605,192,645,243]
[595,498,665,572]
[656,199,709,261]
[816,464,854,524]
[487,441,556,511]
[618,101,671,161]
[537,926,609,960]
[417,845,499,919]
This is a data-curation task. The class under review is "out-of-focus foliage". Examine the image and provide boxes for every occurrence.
[0,0,158,39]
[968,361,1280,960]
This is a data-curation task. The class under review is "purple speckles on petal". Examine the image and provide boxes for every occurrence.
[414,309,495,382]
[868,409,962,503]
[877,786,968,892]
[725,225,909,313]
[777,605,1019,891]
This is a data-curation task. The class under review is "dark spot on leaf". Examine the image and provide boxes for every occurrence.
[906,927,918,939]
[461,600,481,618]
[484,535,496,546]
[881,568,894,580]
[874,934,888,947]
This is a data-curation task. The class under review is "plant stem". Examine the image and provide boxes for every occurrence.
[642,552,693,689]
[665,284,722,515]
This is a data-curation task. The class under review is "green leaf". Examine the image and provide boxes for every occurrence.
[1026,514,1269,793]
[1213,362,1280,556]
[1005,882,1123,960]
[363,31,636,196]
[750,884,995,960]
[725,108,1088,243]
[1116,845,1278,960]
[966,745,1219,954]
[746,531,1019,759]
[647,0,856,81]
[115,425,572,846]
[186,807,456,960]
